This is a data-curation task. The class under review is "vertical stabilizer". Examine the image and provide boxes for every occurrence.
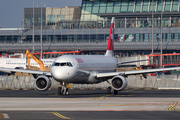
[105,17,115,57]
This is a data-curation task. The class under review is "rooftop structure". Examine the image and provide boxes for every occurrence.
[0,0,180,57]
[24,6,81,29]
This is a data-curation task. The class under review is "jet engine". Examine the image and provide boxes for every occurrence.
[35,76,51,91]
[110,75,127,91]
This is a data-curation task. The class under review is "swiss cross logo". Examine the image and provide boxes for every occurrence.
[76,58,84,63]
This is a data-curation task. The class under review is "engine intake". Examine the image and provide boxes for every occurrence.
[111,75,127,91]
[35,76,51,91]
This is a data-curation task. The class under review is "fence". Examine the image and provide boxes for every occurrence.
[0,75,180,90]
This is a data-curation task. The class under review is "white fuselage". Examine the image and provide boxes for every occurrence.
[0,58,55,69]
[51,55,117,84]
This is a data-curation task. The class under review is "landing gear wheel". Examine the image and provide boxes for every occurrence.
[114,90,118,95]
[58,82,69,96]
[63,88,66,96]
[58,87,62,95]
[66,88,69,95]
[107,87,112,94]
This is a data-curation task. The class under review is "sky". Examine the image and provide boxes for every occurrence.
[0,0,82,28]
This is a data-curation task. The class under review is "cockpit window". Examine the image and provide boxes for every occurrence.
[52,62,73,67]
[67,62,73,67]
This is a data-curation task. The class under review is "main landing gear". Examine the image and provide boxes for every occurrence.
[58,82,68,95]
[107,86,118,95]
[106,80,118,95]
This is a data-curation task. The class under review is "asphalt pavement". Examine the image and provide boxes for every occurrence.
[0,88,180,120]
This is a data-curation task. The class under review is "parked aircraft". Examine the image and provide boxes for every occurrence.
[0,58,54,69]
[0,17,180,95]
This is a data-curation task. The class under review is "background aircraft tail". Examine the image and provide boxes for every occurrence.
[105,17,115,57]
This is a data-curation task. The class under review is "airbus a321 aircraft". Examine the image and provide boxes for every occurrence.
[0,17,180,95]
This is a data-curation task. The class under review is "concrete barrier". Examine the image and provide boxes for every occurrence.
[0,75,180,90]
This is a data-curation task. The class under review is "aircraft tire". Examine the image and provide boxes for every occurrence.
[66,88,68,95]
[58,87,62,95]
[114,90,118,95]
[107,87,112,94]
[62,88,66,96]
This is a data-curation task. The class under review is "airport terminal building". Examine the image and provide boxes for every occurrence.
[1,0,180,56]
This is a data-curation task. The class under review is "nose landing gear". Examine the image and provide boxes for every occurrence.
[58,82,68,95]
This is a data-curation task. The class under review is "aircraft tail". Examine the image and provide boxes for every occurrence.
[105,17,115,57]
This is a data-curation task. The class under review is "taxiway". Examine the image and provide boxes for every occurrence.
[0,88,180,120]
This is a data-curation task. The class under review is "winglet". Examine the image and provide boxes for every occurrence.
[105,17,115,57]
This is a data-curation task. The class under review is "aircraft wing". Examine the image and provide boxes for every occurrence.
[118,59,150,65]
[0,68,51,76]
[96,67,180,78]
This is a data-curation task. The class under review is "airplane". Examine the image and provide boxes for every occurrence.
[0,58,54,69]
[0,17,180,96]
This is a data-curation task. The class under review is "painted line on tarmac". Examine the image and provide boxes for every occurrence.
[122,88,142,92]
[51,112,72,119]
[0,113,9,119]
[116,95,134,97]
[0,113,4,118]
[87,95,111,100]
[167,102,179,111]
[95,95,110,99]
[1,113,9,119]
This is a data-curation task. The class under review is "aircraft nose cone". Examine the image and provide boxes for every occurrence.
[51,66,76,81]
[51,67,64,80]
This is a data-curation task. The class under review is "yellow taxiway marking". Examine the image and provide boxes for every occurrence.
[167,102,179,111]
[95,95,110,100]
[122,88,142,92]
[0,113,9,119]
[51,112,72,119]
[116,95,134,97]
[87,95,111,100]
[0,113,4,118]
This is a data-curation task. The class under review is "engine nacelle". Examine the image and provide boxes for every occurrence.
[35,76,51,91]
[110,75,127,91]
[88,71,98,83]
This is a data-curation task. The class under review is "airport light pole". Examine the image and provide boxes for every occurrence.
[160,0,163,68]
[152,0,154,54]
[41,0,43,59]
[33,0,34,53]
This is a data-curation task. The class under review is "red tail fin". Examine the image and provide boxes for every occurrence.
[105,17,114,56]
